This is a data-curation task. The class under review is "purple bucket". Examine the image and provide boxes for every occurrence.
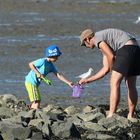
[72,84,84,98]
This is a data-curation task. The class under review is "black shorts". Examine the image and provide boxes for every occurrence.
[112,45,140,77]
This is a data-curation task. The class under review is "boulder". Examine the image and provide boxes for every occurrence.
[0,107,16,119]
[86,133,116,140]
[84,121,107,132]
[98,114,130,131]
[51,120,81,139]
[0,121,31,140]
[64,105,79,115]
[0,94,17,108]
[82,105,95,113]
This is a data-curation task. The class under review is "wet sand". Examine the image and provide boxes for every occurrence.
[0,0,140,108]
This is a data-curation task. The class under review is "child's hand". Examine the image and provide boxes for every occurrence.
[68,82,74,88]
[37,73,42,78]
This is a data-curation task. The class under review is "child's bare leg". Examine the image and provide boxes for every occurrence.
[107,71,123,118]
[31,100,40,109]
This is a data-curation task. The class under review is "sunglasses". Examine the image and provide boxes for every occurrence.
[82,36,93,47]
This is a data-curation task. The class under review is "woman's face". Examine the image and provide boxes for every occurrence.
[84,37,95,49]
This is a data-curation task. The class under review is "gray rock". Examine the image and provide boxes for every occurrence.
[2,115,22,124]
[47,112,66,122]
[28,132,47,140]
[91,112,106,122]
[67,114,83,126]
[0,121,31,140]
[86,133,116,140]
[50,108,64,114]
[0,94,17,108]
[84,122,107,132]
[42,123,51,137]
[35,110,51,124]
[82,105,95,113]
[18,109,36,126]
[92,107,106,115]
[19,109,36,119]
[98,114,130,131]
[28,119,44,130]
[51,120,81,139]
[15,99,27,111]
[0,135,3,140]
[77,113,95,122]
[0,94,17,103]
[0,107,16,119]
[43,104,63,114]
[64,105,79,115]
[77,112,105,122]
[43,104,57,112]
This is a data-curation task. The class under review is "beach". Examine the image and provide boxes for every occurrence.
[0,0,140,108]
[0,1,140,139]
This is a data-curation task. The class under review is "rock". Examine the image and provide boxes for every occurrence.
[84,122,107,132]
[47,112,66,122]
[0,94,140,140]
[91,112,106,122]
[116,108,128,117]
[29,132,47,140]
[18,109,36,126]
[64,105,79,115]
[0,121,31,140]
[128,118,140,123]
[67,114,83,126]
[19,109,36,120]
[43,104,56,112]
[16,99,27,111]
[92,107,106,115]
[0,107,16,119]
[43,104,63,114]
[0,94,17,107]
[77,112,105,122]
[0,135,3,140]
[42,123,52,137]
[86,133,116,140]
[28,119,44,130]
[35,110,51,124]
[98,114,130,131]
[2,115,22,124]
[51,120,81,139]
[82,105,95,113]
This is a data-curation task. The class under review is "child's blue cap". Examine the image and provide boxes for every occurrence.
[46,45,62,57]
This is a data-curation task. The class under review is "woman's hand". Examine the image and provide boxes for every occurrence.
[78,78,88,85]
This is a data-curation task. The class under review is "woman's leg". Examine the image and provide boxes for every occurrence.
[125,76,138,119]
[107,70,123,118]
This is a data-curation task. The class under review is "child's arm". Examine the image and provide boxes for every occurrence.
[29,61,42,78]
[55,72,73,88]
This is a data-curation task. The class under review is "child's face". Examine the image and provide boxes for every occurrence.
[48,56,58,62]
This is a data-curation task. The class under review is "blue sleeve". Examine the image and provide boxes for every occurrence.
[33,58,45,67]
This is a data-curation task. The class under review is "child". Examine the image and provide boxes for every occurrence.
[25,45,73,109]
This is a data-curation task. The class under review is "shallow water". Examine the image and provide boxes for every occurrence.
[0,0,140,106]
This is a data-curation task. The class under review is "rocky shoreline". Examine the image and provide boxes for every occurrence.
[0,94,140,140]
